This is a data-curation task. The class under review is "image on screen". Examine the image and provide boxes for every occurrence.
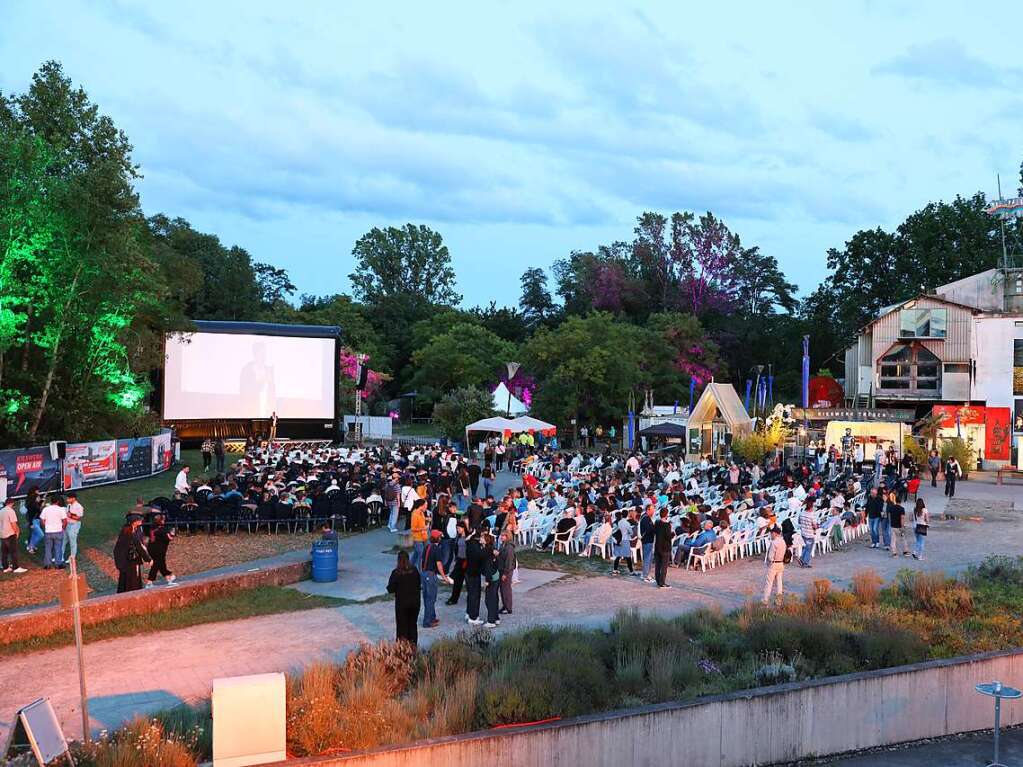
[164,332,335,419]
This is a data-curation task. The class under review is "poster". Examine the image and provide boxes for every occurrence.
[63,440,118,489]
[116,437,153,480]
[986,407,1012,462]
[932,404,986,429]
[0,446,61,499]
[151,431,173,473]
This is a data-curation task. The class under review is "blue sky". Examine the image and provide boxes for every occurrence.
[2,1,1021,306]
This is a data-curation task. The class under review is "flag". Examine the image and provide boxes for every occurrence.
[744,379,752,411]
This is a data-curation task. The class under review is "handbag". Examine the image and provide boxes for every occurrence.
[914,524,928,536]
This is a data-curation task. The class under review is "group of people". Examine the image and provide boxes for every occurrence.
[0,489,85,573]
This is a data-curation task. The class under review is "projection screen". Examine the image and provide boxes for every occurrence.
[163,331,336,420]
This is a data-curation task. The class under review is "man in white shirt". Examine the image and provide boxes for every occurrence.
[174,466,190,495]
[762,526,786,605]
[63,491,85,561]
[1,497,27,573]
[39,496,68,568]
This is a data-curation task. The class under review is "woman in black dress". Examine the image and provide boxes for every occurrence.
[113,514,151,593]
[386,550,421,646]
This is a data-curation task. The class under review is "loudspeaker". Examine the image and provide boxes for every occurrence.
[355,364,369,391]
[49,440,67,461]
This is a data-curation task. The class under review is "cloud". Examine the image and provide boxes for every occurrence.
[874,39,1023,89]
[810,111,875,143]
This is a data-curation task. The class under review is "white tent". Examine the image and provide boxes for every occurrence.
[492,382,528,416]
[465,417,518,437]
[510,415,556,432]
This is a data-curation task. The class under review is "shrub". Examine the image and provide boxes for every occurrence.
[341,640,417,697]
[72,718,200,767]
[851,569,883,605]
[968,556,1023,588]
[754,650,801,686]
[152,703,211,761]
[805,579,833,612]
[648,645,700,702]
[852,620,928,668]
[899,571,974,619]
[615,645,647,697]
[286,662,345,757]
[940,436,975,478]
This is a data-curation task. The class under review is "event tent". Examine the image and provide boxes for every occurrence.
[511,415,556,432]
[492,382,528,416]
[464,415,557,445]
[687,382,754,459]
[638,422,687,438]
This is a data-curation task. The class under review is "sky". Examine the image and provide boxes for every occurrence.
[2,1,1021,306]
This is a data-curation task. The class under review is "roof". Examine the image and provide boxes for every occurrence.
[492,382,528,416]
[862,294,982,333]
[638,422,687,438]
[688,382,753,433]
[189,320,341,339]
[465,415,556,436]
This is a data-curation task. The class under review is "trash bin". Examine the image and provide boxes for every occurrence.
[311,540,338,583]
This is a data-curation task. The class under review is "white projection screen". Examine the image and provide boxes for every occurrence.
[163,331,336,420]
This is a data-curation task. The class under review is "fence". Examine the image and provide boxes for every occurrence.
[265,647,1023,767]
[0,429,174,500]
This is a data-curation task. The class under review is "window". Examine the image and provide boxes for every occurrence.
[878,343,942,395]
[944,363,970,373]
[1015,340,1023,396]
[899,308,947,338]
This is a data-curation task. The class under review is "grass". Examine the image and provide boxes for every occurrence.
[515,547,615,577]
[0,585,346,658]
[392,422,442,438]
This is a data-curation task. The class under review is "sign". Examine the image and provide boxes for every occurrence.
[151,431,172,473]
[16,698,71,766]
[116,437,153,480]
[932,404,987,429]
[791,408,915,422]
[58,573,89,607]
[64,440,117,489]
[0,447,61,499]
[985,196,1023,220]
[986,407,1012,461]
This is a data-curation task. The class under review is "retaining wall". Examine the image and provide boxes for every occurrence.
[0,559,309,645]
[266,647,1023,767]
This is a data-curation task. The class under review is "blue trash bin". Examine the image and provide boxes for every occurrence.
[311,540,338,583]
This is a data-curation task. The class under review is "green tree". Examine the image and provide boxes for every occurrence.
[254,262,296,308]
[469,301,531,344]
[410,323,514,400]
[432,386,496,441]
[519,267,557,328]
[349,224,460,310]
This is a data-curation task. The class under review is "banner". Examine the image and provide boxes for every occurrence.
[986,407,1012,461]
[152,431,173,473]
[117,437,153,480]
[64,440,118,489]
[932,404,986,429]
[0,446,62,499]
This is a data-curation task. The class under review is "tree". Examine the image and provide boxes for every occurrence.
[409,323,515,401]
[349,224,460,309]
[254,262,296,308]
[675,212,743,317]
[519,267,557,328]
[432,386,496,441]
[731,246,798,318]
[469,301,530,344]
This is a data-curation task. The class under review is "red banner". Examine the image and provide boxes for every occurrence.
[986,407,1011,461]
[932,405,986,429]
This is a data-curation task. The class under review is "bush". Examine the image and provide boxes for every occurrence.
[968,556,1023,588]
[852,620,928,668]
[940,436,975,478]
[432,386,497,441]
[754,650,801,686]
[805,579,833,612]
[342,640,417,697]
[72,718,200,767]
[286,662,345,757]
[898,571,974,619]
[851,569,883,605]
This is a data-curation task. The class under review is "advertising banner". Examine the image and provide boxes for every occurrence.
[152,431,173,473]
[932,404,986,429]
[63,440,118,489]
[116,437,153,480]
[0,446,62,499]
[986,407,1012,462]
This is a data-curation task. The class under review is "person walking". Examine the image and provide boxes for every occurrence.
[482,532,501,628]
[464,529,484,624]
[201,438,213,473]
[653,507,672,588]
[39,496,68,569]
[944,455,962,498]
[63,491,84,562]
[797,499,818,568]
[927,450,940,488]
[640,505,656,583]
[912,498,929,560]
[113,514,151,593]
[386,550,421,646]
[1,498,27,573]
[497,528,516,615]
[887,492,910,557]
[762,526,786,606]
[146,514,177,586]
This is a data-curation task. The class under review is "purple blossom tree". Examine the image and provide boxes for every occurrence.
[674,212,742,317]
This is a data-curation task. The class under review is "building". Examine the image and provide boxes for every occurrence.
[843,268,1023,467]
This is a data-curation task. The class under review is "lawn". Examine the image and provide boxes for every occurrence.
[0,585,346,658]
[392,422,442,438]
[0,450,314,612]
[515,547,614,577]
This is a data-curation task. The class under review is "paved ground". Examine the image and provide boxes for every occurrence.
[1,471,1021,754]
[825,726,1023,765]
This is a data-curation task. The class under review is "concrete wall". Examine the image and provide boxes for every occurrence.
[267,648,1023,767]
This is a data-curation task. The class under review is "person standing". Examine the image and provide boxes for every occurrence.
[464,529,484,624]
[410,498,428,569]
[25,488,44,554]
[214,438,226,474]
[927,450,940,488]
[445,520,468,606]
[384,472,401,532]
[610,509,636,575]
[201,438,213,473]
[39,496,68,569]
[797,499,818,568]
[497,528,516,615]
[146,514,177,586]
[1,498,27,573]
[640,505,656,583]
[653,507,672,588]
[420,530,451,629]
[887,492,909,557]
[467,460,482,498]
[912,498,929,560]
[386,550,421,646]
[63,491,84,562]
[113,514,151,593]
[495,442,506,472]
[864,487,883,548]
[482,532,501,628]
[944,455,962,498]
[174,465,190,496]
[762,526,786,606]
[481,463,495,500]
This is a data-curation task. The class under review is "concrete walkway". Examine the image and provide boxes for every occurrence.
[826,726,1023,765]
[1,473,1020,752]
